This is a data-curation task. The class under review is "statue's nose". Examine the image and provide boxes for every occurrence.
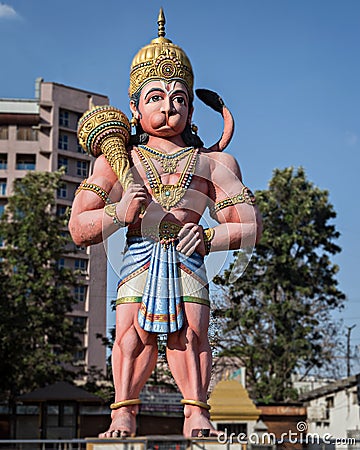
[160,97,175,116]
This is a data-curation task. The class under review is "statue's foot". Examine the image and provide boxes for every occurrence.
[183,405,223,439]
[98,406,137,438]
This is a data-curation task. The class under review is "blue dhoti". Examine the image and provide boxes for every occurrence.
[116,234,210,334]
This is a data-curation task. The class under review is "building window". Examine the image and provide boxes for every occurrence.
[74,286,87,302]
[75,259,87,272]
[58,133,69,150]
[58,258,65,269]
[59,109,70,127]
[76,160,88,177]
[0,126,8,140]
[325,395,334,420]
[326,396,334,408]
[0,179,6,196]
[0,154,7,169]
[74,348,86,362]
[16,154,36,170]
[16,126,38,141]
[57,182,67,199]
[56,205,68,216]
[73,316,87,329]
[353,391,358,405]
[47,404,76,427]
[58,156,68,173]
[16,405,39,415]
[0,204,5,216]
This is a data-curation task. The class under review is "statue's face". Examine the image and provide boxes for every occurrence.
[132,80,191,138]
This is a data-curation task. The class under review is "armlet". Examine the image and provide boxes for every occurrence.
[210,186,256,217]
[75,179,112,204]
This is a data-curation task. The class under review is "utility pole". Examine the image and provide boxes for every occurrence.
[346,324,356,377]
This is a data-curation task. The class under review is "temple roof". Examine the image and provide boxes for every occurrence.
[209,379,261,421]
[17,381,102,403]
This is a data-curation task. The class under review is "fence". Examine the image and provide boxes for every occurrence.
[0,438,359,450]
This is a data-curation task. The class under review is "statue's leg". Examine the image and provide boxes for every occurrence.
[166,303,220,438]
[99,303,158,438]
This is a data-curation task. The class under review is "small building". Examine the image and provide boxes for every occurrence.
[299,374,360,449]
[257,403,307,449]
[15,381,109,439]
[138,384,184,435]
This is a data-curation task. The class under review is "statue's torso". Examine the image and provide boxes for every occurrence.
[128,146,213,229]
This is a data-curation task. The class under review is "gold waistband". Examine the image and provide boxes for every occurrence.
[127,221,183,246]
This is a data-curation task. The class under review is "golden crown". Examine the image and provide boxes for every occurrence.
[129,8,194,99]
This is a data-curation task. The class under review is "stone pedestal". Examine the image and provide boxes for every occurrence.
[86,435,247,450]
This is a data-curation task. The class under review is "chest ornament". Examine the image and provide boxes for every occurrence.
[136,146,198,211]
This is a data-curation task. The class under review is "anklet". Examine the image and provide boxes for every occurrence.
[110,398,141,410]
[181,399,211,411]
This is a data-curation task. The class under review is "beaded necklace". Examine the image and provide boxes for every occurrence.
[136,146,198,211]
[138,144,194,173]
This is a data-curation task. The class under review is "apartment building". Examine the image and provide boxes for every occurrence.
[0,78,109,376]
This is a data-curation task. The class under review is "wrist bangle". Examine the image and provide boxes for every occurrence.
[203,227,215,255]
[104,203,126,227]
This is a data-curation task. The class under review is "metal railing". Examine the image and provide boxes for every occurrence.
[1,438,359,450]
[0,440,87,450]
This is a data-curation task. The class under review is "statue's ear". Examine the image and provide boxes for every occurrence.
[129,100,139,118]
[188,106,194,124]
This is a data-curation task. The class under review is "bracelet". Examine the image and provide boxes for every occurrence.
[75,179,112,204]
[104,203,126,227]
[203,227,215,255]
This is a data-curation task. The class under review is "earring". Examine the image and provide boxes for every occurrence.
[191,123,198,135]
[130,115,138,127]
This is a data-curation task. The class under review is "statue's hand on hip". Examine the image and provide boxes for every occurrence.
[176,223,206,257]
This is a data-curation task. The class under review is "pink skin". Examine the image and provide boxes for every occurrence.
[69,79,262,438]
[167,303,215,438]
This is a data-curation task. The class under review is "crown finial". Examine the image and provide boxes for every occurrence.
[157,8,166,38]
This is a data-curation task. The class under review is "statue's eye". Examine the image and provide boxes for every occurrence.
[148,95,162,103]
[174,96,186,105]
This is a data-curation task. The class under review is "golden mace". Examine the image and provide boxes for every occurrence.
[77,105,133,191]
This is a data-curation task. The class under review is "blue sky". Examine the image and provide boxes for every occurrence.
[1,0,359,373]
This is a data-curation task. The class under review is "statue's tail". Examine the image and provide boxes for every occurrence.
[196,88,234,152]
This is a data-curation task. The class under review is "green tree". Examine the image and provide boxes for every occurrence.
[0,171,81,406]
[214,167,346,402]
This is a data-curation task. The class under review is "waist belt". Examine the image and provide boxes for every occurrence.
[127,221,183,248]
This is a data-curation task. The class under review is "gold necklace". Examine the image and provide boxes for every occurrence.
[136,147,198,210]
[138,145,194,173]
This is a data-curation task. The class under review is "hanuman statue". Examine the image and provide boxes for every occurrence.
[70,8,262,438]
